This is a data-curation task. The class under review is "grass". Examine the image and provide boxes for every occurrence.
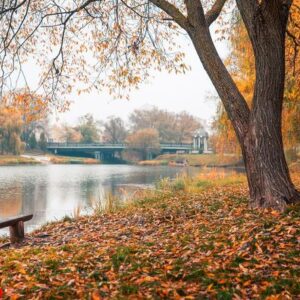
[139,153,242,167]
[0,172,299,299]
[155,169,246,193]
[48,155,100,164]
[0,155,40,165]
[91,191,121,214]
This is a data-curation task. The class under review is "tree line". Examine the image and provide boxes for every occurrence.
[52,107,202,145]
[0,102,203,156]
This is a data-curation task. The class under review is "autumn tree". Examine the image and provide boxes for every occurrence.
[1,0,300,210]
[3,91,53,147]
[103,116,127,144]
[129,108,177,143]
[0,107,24,155]
[175,111,203,144]
[4,92,50,124]
[52,124,82,143]
[129,108,201,143]
[126,128,160,160]
[213,12,300,157]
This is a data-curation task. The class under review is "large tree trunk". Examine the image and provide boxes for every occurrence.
[240,1,300,210]
[242,114,300,211]
[185,0,300,210]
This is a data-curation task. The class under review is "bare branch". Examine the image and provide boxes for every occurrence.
[149,0,190,30]
[205,0,227,26]
[0,0,27,15]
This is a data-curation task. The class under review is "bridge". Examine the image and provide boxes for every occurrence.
[46,142,201,160]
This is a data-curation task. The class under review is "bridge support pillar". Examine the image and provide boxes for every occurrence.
[94,151,101,160]
[146,152,153,160]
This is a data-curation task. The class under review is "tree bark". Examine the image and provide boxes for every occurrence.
[150,0,299,210]
[187,0,300,210]
[239,1,300,210]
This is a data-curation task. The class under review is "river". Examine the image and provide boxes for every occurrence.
[0,164,239,235]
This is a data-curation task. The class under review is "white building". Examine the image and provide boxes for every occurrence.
[193,129,209,153]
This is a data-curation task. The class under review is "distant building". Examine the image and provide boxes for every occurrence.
[193,129,209,153]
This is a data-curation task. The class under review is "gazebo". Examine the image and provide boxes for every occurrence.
[193,129,209,153]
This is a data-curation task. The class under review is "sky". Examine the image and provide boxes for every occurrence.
[22,31,228,129]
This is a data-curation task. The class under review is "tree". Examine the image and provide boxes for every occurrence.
[129,108,201,143]
[103,116,127,144]
[77,114,101,143]
[28,133,37,150]
[213,14,300,157]
[126,128,160,160]
[57,124,83,143]
[129,108,177,143]
[175,111,202,144]
[3,91,51,147]
[1,1,300,210]
[0,107,24,155]
[39,132,47,152]
[4,91,51,124]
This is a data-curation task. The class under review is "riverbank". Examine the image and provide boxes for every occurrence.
[0,155,40,166]
[48,155,100,165]
[0,154,100,165]
[139,153,243,167]
[1,172,299,299]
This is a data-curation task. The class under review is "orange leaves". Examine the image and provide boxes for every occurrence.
[125,128,160,158]
[135,275,159,285]
[91,290,102,300]
[1,175,300,298]
[3,92,49,124]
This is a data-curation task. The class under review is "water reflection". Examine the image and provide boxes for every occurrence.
[0,165,192,234]
[0,164,242,235]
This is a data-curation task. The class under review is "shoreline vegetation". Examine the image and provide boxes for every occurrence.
[0,155,40,166]
[0,154,100,166]
[0,171,299,298]
[0,152,299,170]
[138,153,243,168]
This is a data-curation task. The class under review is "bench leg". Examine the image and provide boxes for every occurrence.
[9,221,25,243]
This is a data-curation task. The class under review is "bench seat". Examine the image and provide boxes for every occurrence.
[0,214,33,243]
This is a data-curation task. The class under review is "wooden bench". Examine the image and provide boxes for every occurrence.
[0,214,33,243]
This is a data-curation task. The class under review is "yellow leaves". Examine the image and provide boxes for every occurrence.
[238,264,248,274]
[3,91,51,124]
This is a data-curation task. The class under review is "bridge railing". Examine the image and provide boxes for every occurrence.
[47,142,126,148]
[47,142,194,149]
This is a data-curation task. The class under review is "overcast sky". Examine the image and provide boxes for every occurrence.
[25,31,228,128]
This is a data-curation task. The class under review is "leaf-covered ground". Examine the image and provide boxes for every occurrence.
[0,176,299,299]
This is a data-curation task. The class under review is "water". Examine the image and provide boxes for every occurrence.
[0,164,201,235]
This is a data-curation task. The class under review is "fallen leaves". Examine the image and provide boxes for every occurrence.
[0,176,300,299]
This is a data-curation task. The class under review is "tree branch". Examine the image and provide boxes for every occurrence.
[205,0,227,26]
[148,0,190,30]
[0,0,27,15]
[183,0,250,137]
